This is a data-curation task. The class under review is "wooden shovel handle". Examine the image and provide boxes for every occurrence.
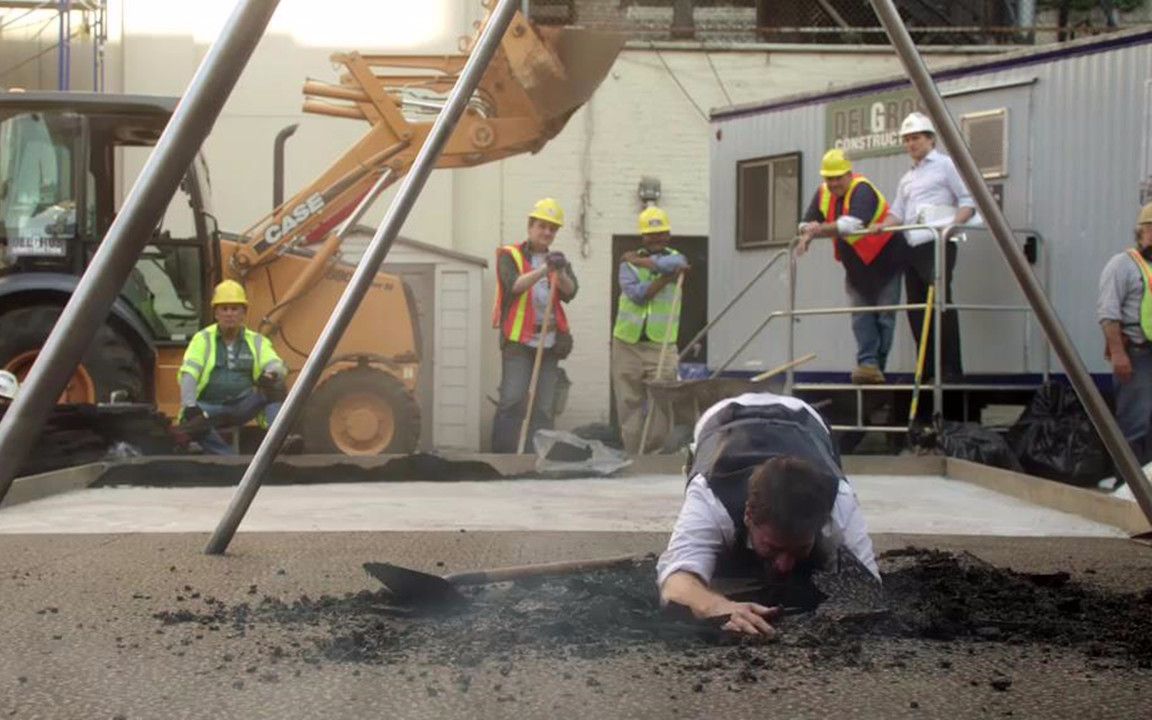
[445,554,640,586]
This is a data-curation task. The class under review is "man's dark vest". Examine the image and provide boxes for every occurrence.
[687,401,843,579]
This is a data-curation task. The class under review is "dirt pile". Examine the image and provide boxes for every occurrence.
[153,547,1152,674]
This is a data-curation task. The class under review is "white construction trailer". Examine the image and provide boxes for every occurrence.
[705,28,1152,431]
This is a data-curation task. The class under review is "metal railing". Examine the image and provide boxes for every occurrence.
[707,222,1051,432]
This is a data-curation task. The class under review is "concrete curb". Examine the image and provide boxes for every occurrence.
[1,462,108,509]
[945,458,1152,537]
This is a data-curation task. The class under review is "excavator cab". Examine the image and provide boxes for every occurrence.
[0,92,217,406]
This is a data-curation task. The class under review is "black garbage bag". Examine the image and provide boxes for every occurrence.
[1006,383,1109,487]
[932,421,1022,472]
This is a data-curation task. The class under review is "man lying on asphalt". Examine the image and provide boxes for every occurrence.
[657,392,879,637]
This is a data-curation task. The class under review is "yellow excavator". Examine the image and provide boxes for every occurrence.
[0,6,621,454]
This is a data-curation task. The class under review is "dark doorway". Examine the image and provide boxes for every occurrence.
[609,234,708,428]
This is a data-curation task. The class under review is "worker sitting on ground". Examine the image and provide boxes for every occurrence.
[1097,202,1152,471]
[176,280,287,455]
[490,198,579,453]
[797,149,907,384]
[612,206,690,453]
[657,392,878,637]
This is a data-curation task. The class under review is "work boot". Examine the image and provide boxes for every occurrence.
[850,365,885,384]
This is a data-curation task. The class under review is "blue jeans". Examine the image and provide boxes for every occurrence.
[1113,344,1152,465]
[195,391,281,455]
[491,342,558,453]
[845,273,901,369]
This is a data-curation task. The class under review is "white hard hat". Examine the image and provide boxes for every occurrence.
[899,111,935,137]
[0,370,18,401]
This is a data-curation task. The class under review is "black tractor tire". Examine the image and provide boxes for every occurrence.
[0,305,146,403]
[302,368,421,455]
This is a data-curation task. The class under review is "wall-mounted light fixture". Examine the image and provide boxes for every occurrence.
[637,176,661,206]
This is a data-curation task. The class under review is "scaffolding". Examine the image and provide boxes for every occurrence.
[0,0,108,92]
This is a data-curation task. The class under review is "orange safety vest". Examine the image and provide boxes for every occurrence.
[817,175,894,266]
[491,243,570,343]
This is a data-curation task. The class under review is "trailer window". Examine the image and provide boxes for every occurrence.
[736,152,800,249]
[961,108,1008,179]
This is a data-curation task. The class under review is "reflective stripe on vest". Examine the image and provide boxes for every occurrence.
[491,243,569,343]
[817,175,894,265]
[613,248,682,344]
[1127,248,1152,341]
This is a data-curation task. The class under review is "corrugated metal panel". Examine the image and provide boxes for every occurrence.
[709,36,1152,377]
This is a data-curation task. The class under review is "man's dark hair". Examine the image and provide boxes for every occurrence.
[745,456,839,541]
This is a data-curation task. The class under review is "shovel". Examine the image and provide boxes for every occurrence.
[363,554,641,606]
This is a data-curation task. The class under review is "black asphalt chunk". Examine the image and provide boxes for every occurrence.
[151,547,1152,678]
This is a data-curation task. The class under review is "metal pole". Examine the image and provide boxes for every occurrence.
[0,0,280,507]
[204,0,522,555]
[933,228,944,414]
[870,0,1152,525]
[785,240,799,392]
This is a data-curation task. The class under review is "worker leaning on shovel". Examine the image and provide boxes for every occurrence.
[490,198,578,453]
[657,392,879,637]
[797,149,907,385]
[612,206,689,454]
[175,280,287,454]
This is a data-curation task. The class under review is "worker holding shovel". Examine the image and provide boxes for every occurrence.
[657,392,878,637]
[490,198,578,453]
[612,206,689,454]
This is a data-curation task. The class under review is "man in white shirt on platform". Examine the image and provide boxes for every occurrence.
[874,111,976,381]
[657,392,878,637]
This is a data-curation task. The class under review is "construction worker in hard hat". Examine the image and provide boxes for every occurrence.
[872,110,976,383]
[490,198,579,453]
[797,149,907,384]
[1097,202,1152,476]
[176,279,287,454]
[612,205,690,453]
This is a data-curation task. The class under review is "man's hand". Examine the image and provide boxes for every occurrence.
[1112,351,1134,384]
[707,598,778,637]
[182,404,205,422]
[795,222,819,256]
[622,251,655,269]
[546,251,568,270]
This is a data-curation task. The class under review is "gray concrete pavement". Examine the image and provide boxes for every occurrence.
[0,474,1129,536]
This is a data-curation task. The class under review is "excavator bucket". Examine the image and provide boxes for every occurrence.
[499,23,625,124]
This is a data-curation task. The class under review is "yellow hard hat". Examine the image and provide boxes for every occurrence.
[638,206,671,235]
[212,279,248,306]
[1139,202,1152,225]
[528,197,565,227]
[820,148,853,178]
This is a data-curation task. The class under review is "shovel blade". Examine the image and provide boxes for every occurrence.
[362,562,467,606]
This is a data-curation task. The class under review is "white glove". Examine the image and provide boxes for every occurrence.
[835,216,865,236]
